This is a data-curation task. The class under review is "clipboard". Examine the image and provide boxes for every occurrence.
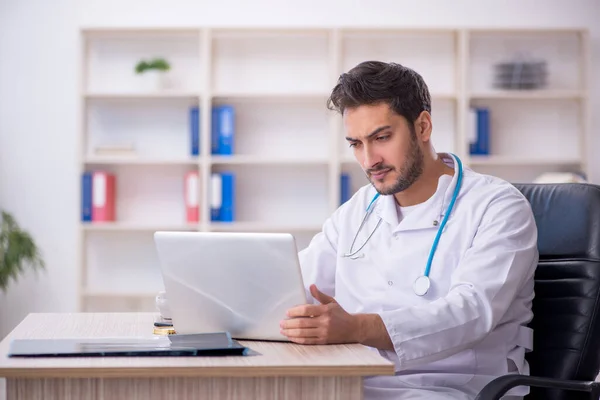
[8,332,248,357]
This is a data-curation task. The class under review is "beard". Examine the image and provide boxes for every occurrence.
[366,133,424,195]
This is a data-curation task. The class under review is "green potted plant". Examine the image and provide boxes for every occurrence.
[134,57,171,91]
[0,211,45,292]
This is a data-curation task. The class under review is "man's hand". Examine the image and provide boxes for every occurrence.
[280,284,362,345]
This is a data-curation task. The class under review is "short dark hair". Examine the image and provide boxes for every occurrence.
[327,61,431,125]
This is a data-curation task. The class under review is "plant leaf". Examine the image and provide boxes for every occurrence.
[0,210,45,292]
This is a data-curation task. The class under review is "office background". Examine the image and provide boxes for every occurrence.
[0,0,598,345]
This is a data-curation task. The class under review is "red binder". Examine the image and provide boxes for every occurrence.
[92,172,116,222]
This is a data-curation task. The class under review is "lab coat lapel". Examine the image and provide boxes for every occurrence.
[374,194,399,228]
[390,167,458,233]
[371,153,460,232]
[394,191,446,233]
[374,187,447,233]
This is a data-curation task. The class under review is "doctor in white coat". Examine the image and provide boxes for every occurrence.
[279,61,539,400]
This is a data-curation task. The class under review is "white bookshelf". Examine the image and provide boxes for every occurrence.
[77,26,590,312]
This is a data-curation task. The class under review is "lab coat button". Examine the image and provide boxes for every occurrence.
[388,280,393,286]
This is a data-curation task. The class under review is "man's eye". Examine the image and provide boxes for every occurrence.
[376,135,390,141]
[349,142,359,148]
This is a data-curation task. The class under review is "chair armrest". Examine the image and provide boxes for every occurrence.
[474,374,600,400]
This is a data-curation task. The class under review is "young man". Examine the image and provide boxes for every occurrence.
[280,61,539,400]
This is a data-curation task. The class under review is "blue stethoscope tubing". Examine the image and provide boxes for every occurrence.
[424,154,463,280]
[349,154,463,296]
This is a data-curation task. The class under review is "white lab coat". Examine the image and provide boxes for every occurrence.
[298,153,539,400]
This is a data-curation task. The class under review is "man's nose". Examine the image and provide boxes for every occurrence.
[362,145,382,170]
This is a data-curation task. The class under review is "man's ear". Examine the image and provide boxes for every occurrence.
[415,111,433,142]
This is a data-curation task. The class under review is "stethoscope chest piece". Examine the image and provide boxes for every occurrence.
[413,275,431,296]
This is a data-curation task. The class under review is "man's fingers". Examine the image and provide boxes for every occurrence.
[280,327,321,339]
[280,316,319,330]
[310,284,335,304]
[286,304,325,318]
[286,336,326,345]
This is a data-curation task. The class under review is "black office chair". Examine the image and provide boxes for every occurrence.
[475,183,600,400]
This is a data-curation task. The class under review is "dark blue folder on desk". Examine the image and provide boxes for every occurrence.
[8,332,248,357]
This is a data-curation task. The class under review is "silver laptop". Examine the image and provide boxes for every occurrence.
[153,231,308,341]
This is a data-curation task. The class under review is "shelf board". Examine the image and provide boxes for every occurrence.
[210,155,329,165]
[84,92,200,100]
[431,93,458,101]
[83,290,158,298]
[209,222,322,232]
[468,155,582,166]
[84,156,200,166]
[81,26,200,36]
[82,221,321,233]
[341,27,458,35]
[81,222,199,232]
[469,90,585,100]
[212,92,455,101]
[340,154,358,164]
[212,92,329,101]
[466,27,586,34]
[211,27,331,38]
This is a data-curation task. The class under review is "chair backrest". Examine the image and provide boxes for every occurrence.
[514,183,600,400]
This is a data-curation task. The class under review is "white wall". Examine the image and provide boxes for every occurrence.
[0,0,599,338]
[0,0,79,337]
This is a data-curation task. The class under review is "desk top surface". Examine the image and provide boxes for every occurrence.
[0,312,394,378]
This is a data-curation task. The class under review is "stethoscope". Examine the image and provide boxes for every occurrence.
[342,154,463,297]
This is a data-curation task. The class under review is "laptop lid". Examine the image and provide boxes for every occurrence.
[153,231,308,341]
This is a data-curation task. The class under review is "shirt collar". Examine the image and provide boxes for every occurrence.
[374,153,461,232]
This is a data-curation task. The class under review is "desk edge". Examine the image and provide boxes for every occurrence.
[0,364,395,379]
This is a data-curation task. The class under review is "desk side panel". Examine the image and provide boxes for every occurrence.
[7,376,363,400]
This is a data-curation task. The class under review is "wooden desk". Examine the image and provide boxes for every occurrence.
[0,313,394,400]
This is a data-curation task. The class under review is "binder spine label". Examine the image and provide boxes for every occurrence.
[210,173,223,221]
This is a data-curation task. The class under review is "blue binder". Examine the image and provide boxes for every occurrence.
[211,107,220,155]
[469,107,490,155]
[476,108,490,155]
[212,105,235,155]
[220,172,236,222]
[340,174,351,205]
[81,172,93,221]
[189,106,200,156]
